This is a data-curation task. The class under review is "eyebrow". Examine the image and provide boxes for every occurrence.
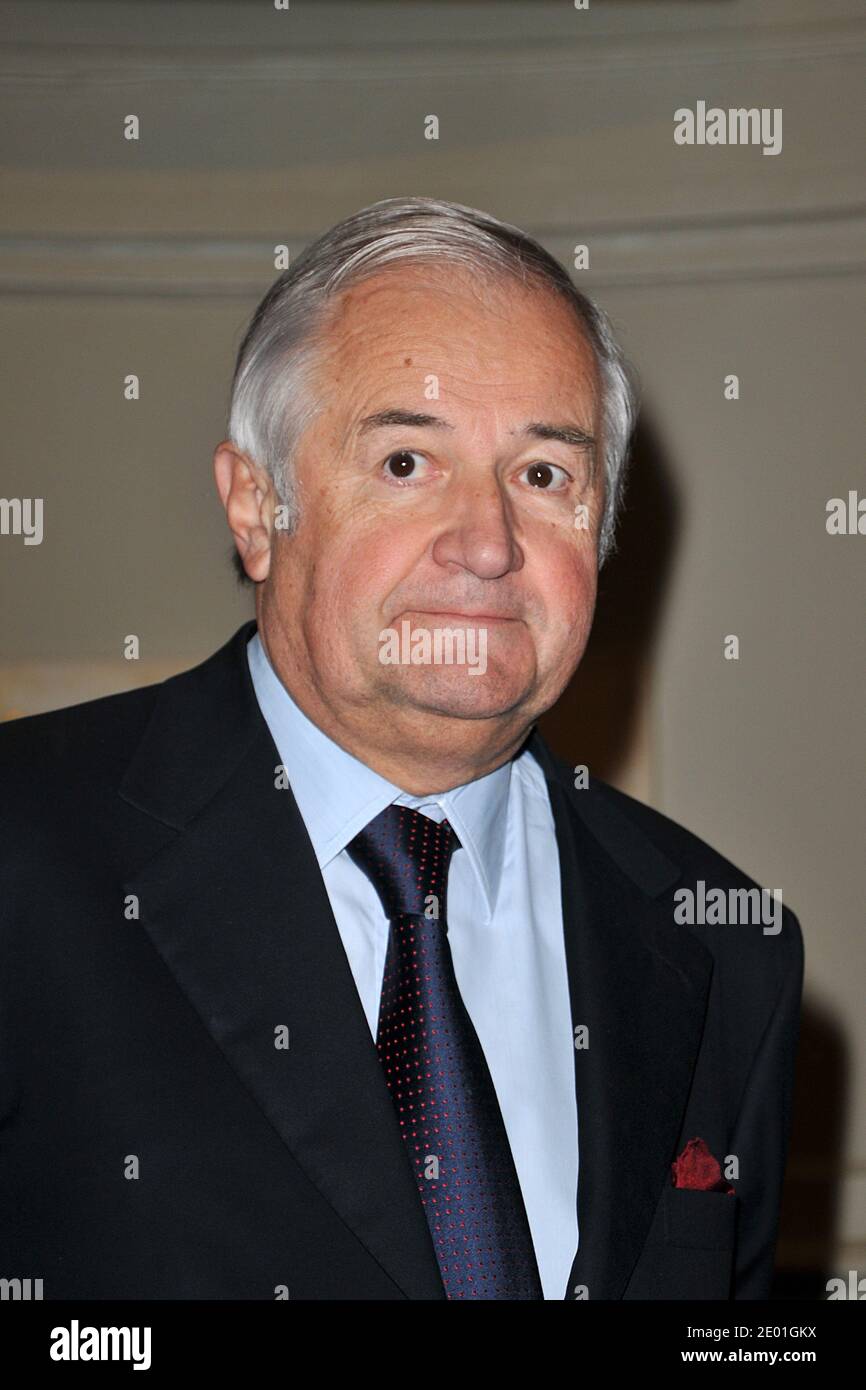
[358,409,454,435]
[358,408,596,453]
[520,420,596,452]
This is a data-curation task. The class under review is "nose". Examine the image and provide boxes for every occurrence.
[430,475,524,580]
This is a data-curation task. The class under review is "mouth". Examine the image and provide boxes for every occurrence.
[401,609,519,623]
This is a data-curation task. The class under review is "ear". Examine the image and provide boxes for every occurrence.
[213,441,275,583]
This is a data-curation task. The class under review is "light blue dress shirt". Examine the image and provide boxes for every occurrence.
[247,632,579,1298]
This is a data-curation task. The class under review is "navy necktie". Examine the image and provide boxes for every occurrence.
[347,804,543,1300]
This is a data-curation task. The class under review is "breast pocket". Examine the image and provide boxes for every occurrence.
[623,1186,738,1299]
[662,1186,738,1250]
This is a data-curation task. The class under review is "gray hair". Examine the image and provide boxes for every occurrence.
[227,196,639,581]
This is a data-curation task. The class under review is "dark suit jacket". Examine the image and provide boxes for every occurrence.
[0,620,803,1300]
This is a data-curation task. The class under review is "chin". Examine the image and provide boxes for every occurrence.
[385,666,533,722]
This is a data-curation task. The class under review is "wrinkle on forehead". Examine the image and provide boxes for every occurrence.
[307,262,601,459]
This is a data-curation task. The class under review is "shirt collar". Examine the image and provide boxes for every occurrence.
[247,631,511,916]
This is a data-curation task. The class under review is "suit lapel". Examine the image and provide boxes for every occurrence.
[120,621,444,1300]
[529,731,714,1300]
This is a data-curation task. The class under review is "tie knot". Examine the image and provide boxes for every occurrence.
[346,804,460,920]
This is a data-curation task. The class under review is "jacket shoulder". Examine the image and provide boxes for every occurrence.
[536,736,802,980]
[588,775,803,972]
[0,680,162,793]
[592,777,770,887]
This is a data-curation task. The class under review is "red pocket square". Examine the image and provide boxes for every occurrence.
[671,1137,735,1194]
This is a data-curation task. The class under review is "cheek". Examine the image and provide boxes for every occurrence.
[534,542,597,638]
[321,521,421,627]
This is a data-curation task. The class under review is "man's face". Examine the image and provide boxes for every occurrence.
[259,262,603,756]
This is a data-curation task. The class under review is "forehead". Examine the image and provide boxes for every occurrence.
[311,262,600,420]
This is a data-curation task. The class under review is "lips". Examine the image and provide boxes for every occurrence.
[403,609,518,622]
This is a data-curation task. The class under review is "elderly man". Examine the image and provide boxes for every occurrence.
[0,197,802,1301]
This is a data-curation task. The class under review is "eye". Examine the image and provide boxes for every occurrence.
[520,461,571,491]
[382,449,430,484]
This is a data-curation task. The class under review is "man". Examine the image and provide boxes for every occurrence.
[0,197,802,1300]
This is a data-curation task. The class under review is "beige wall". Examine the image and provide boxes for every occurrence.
[1,0,863,1284]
